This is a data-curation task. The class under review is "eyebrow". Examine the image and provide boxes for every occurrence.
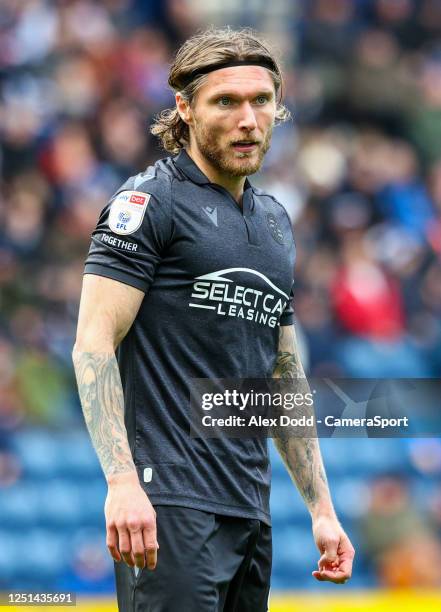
[208,89,275,101]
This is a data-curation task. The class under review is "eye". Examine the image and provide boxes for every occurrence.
[218,96,232,106]
[255,95,268,105]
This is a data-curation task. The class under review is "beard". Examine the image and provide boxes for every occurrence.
[191,120,273,177]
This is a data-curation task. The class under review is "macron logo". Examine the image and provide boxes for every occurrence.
[202,206,218,227]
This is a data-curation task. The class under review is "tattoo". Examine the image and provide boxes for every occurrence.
[273,351,302,379]
[272,325,329,510]
[273,326,303,379]
[72,351,135,478]
[274,436,329,507]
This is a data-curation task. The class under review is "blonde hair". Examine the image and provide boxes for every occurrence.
[151,26,291,154]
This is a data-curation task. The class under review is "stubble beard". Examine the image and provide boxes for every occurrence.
[192,121,273,178]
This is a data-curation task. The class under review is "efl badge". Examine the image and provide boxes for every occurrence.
[108,190,150,235]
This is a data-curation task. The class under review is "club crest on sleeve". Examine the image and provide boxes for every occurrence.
[108,190,151,235]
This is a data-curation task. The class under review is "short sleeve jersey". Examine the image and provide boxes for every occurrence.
[85,150,296,525]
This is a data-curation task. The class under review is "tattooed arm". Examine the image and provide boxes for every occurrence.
[272,324,332,517]
[72,274,143,478]
[72,274,158,570]
[273,324,355,583]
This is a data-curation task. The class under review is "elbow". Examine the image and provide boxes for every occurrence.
[72,332,90,357]
[72,339,86,366]
[72,340,83,361]
[72,330,115,358]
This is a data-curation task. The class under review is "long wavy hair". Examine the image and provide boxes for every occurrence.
[150,26,291,154]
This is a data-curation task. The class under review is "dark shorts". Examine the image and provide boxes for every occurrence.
[114,505,272,612]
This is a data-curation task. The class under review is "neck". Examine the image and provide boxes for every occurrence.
[186,145,246,205]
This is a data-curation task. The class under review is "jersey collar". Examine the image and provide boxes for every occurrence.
[174,149,252,191]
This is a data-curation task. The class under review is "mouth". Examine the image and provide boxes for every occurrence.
[231,141,259,153]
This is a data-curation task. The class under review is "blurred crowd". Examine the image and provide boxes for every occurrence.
[1,0,441,592]
[1,2,441,420]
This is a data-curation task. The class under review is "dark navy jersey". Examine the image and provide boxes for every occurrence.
[85,150,296,525]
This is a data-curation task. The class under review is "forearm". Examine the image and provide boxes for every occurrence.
[72,347,136,483]
[273,433,335,519]
[272,325,336,519]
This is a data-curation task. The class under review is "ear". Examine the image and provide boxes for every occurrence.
[176,92,193,126]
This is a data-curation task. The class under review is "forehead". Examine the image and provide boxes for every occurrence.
[198,65,275,98]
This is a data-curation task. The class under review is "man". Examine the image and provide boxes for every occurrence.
[73,26,354,612]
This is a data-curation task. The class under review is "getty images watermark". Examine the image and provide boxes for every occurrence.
[189,378,441,438]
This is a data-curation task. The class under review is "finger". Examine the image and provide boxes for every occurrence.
[319,538,339,567]
[317,557,339,569]
[335,558,353,576]
[106,524,121,562]
[312,571,348,584]
[143,526,158,570]
[337,555,354,573]
[129,529,146,570]
[315,545,353,579]
[318,554,336,571]
[313,568,350,583]
[117,527,134,567]
[146,546,158,571]
[338,534,355,558]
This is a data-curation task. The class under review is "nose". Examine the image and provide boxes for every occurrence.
[237,101,258,131]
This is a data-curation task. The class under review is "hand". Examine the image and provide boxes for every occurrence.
[105,471,159,570]
[311,514,355,584]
